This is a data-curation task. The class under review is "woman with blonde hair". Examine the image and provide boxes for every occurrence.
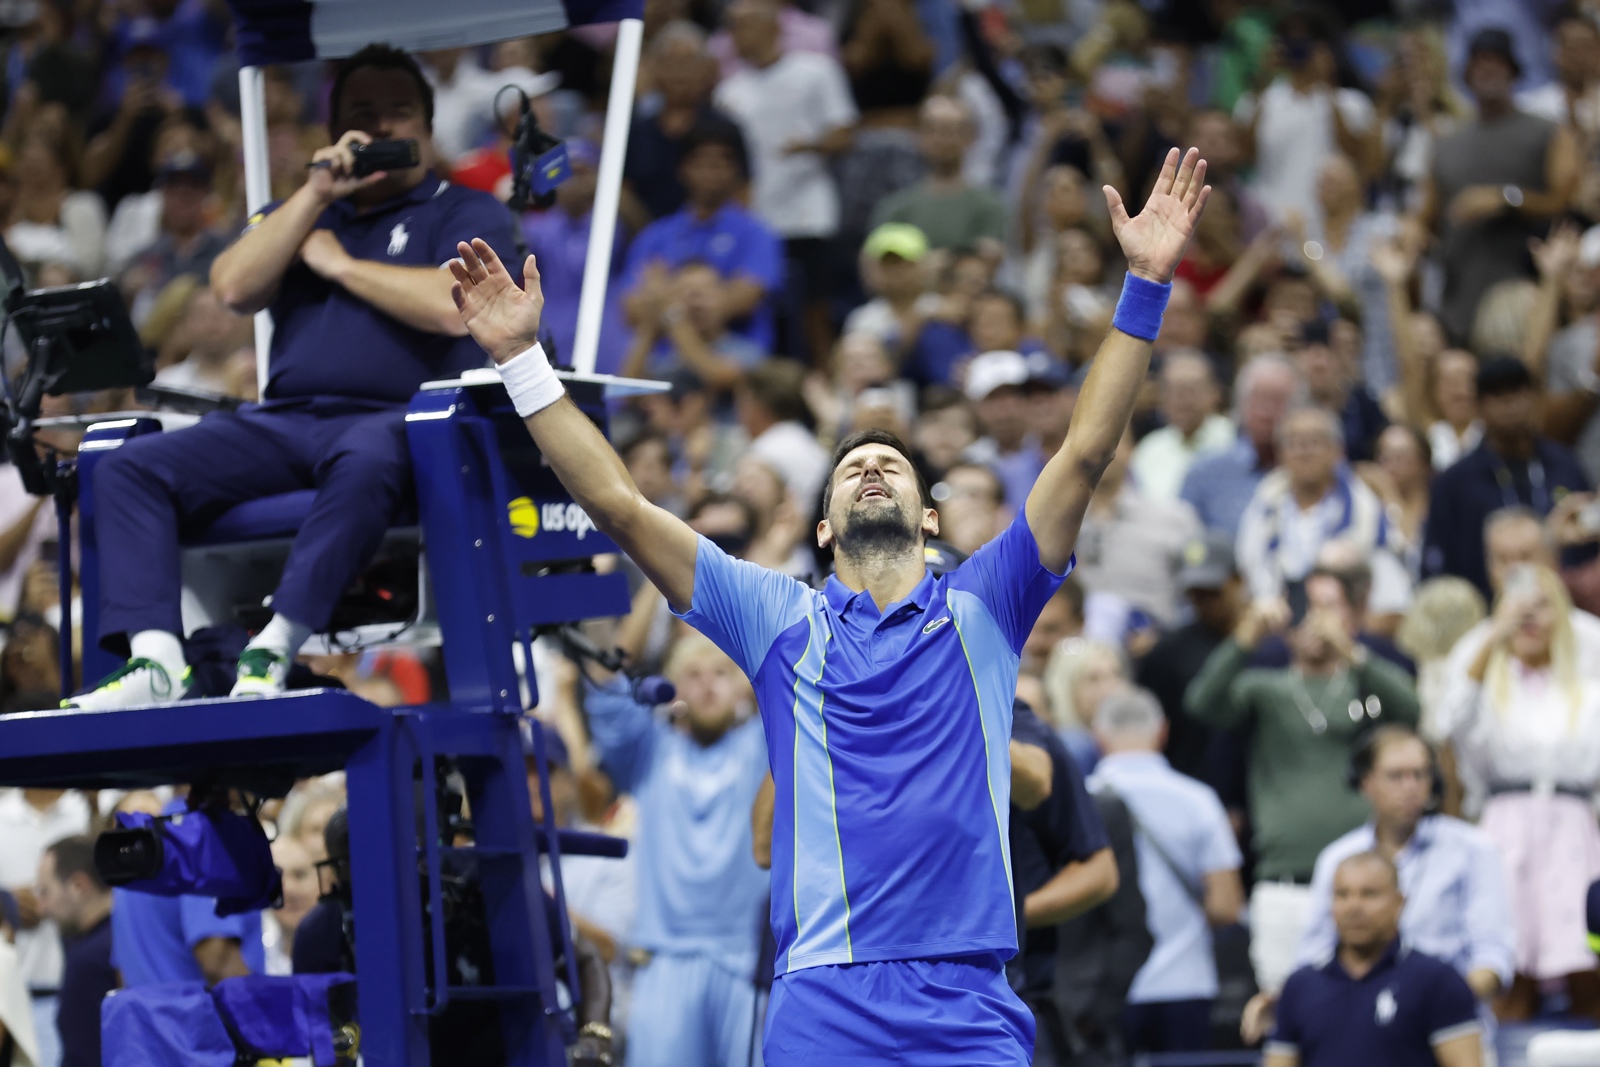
[1042,636,1128,772]
[1438,564,1600,1021]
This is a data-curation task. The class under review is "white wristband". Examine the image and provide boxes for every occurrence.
[496,343,565,417]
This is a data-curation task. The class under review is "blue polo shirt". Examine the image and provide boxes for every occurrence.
[1180,436,1269,539]
[259,173,520,405]
[1268,940,1481,1067]
[621,202,784,351]
[111,888,266,987]
[676,513,1069,976]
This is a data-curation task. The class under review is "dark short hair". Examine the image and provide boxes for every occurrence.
[972,288,1027,324]
[822,429,932,516]
[740,360,812,428]
[681,116,750,179]
[45,835,106,892]
[688,491,758,537]
[1307,561,1369,612]
[1476,354,1535,397]
[329,43,434,130]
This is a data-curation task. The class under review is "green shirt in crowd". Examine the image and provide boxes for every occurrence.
[1184,639,1420,881]
[869,182,1006,253]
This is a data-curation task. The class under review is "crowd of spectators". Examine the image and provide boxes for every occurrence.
[8,0,1600,1064]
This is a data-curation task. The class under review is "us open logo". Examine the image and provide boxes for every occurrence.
[507,497,596,540]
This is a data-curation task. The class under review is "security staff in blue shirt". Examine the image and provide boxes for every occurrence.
[1267,852,1483,1067]
[449,146,1213,1065]
[70,44,519,710]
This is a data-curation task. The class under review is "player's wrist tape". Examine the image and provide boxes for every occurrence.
[497,343,565,417]
[1111,272,1172,341]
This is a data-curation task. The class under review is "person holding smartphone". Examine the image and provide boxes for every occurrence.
[68,43,520,710]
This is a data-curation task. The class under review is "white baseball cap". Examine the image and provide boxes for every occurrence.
[964,350,1031,402]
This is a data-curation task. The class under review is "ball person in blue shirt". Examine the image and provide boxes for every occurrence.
[449,148,1212,1064]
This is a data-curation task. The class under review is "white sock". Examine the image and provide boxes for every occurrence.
[129,630,186,682]
[246,613,314,662]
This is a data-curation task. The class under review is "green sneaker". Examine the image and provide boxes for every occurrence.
[63,658,188,710]
[231,647,288,698]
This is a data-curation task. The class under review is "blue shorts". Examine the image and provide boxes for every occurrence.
[763,954,1034,1066]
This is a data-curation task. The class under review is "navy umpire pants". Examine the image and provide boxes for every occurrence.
[93,402,411,651]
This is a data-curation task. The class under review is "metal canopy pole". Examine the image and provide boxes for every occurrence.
[238,64,273,397]
[569,17,642,376]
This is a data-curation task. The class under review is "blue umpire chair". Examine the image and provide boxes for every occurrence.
[0,369,659,1066]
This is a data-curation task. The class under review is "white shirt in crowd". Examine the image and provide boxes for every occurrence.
[715,52,858,239]
[0,789,91,991]
[1130,414,1237,502]
[1234,80,1374,230]
[748,419,831,511]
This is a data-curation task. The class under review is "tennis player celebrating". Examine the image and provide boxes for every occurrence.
[451,147,1210,1065]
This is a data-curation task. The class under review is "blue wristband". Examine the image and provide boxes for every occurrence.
[1111,272,1172,341]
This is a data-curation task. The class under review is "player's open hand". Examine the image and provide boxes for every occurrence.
[449,239,545,366]
[1104,146,1210,285]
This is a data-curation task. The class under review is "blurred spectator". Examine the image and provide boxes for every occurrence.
[1371,424,1434,581]
[624,259,769,388]
[1075,430,1202,628]
[1135,531,1245,783]
[1043,636,1127,770]
[965,349,1046,509]
[1263,852,1484,1067]
[102,111,212,275]
[1422,27,1577,346]
[625,23,722,224]
[263,835,318,977]
[869,95,1004,260]
[6,116,103,278]
[715,0,856,363]
[1008,696,1117,1065]
[82,28,188,210]
[1041,784,1152,1067]
[1186,570,1420,995]
[1236,407,1404,607]
[0,787,88,1067]
[1234,6,1377,231]
[36,836,114,1067]
[1396,577,1488,743]
[1517,9,1600,148]
[1022,579,1086,682]
[1291,319,1387,463]
[1438,563,1600,1021]
[422,45,553,167]
[115,146,227,313]
[103,0,228,112]
[1089,688,1244,1057]
[735,359,828,508]
[1287,727,1512,1007]
[910,385,978,482]
[843,223,940,355]
[147,279,252,393]
[521,141,629,371]
[1422,356,1589,599]
[621,117,784,353]
[1131,350,1234,501]
[582,634,768,1067]
[708,0,836,79]
[1289,153,1400,393]
[1181,355,1299,538]
[932,460,1007,556]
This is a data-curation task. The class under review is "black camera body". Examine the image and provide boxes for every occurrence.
[349,139,420,177]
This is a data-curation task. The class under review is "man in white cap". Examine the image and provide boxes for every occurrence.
[965,349,1046,509]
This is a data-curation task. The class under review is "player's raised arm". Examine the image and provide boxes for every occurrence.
[450,238,700,611]
[1026,147,1210,573]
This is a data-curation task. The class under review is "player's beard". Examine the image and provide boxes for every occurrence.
[834,497,920,561]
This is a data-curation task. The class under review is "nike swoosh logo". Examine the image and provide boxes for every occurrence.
[923,616,951,635]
